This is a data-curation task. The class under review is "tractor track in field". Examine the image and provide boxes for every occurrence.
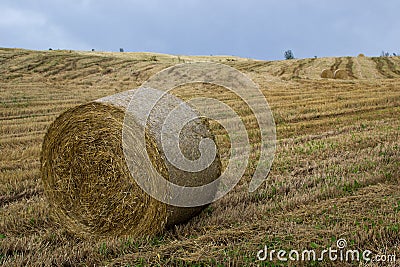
[330,57,343,71]
[0,188,43,208]
[345,57,356,79]
[233,61,272,73]
[292,58,316,78]
[284,103,398,124]
[383,57,400,76]
[371,57,396,78]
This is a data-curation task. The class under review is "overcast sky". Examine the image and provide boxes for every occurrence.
[0,0,399,60]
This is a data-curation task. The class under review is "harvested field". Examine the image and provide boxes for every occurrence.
[0,48,399,266]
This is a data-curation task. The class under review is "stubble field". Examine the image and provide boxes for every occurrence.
[0,48,399,266]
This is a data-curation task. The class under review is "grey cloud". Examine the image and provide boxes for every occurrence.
[0,0,398,59]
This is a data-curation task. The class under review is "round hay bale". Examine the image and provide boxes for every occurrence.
[41,90,221,239]
[334,69,349,79]
[320,69,334,79]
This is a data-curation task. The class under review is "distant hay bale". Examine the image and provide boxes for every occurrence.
[320,69,334,79]
[334,69,349,79]
[358,53,365,57]
[41,90,221,239]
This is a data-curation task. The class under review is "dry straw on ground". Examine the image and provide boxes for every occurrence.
[320,69,334,79]
[334,69,349,79]
[41,90,221,239]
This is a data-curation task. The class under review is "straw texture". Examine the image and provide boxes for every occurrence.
[41,90,221,239]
